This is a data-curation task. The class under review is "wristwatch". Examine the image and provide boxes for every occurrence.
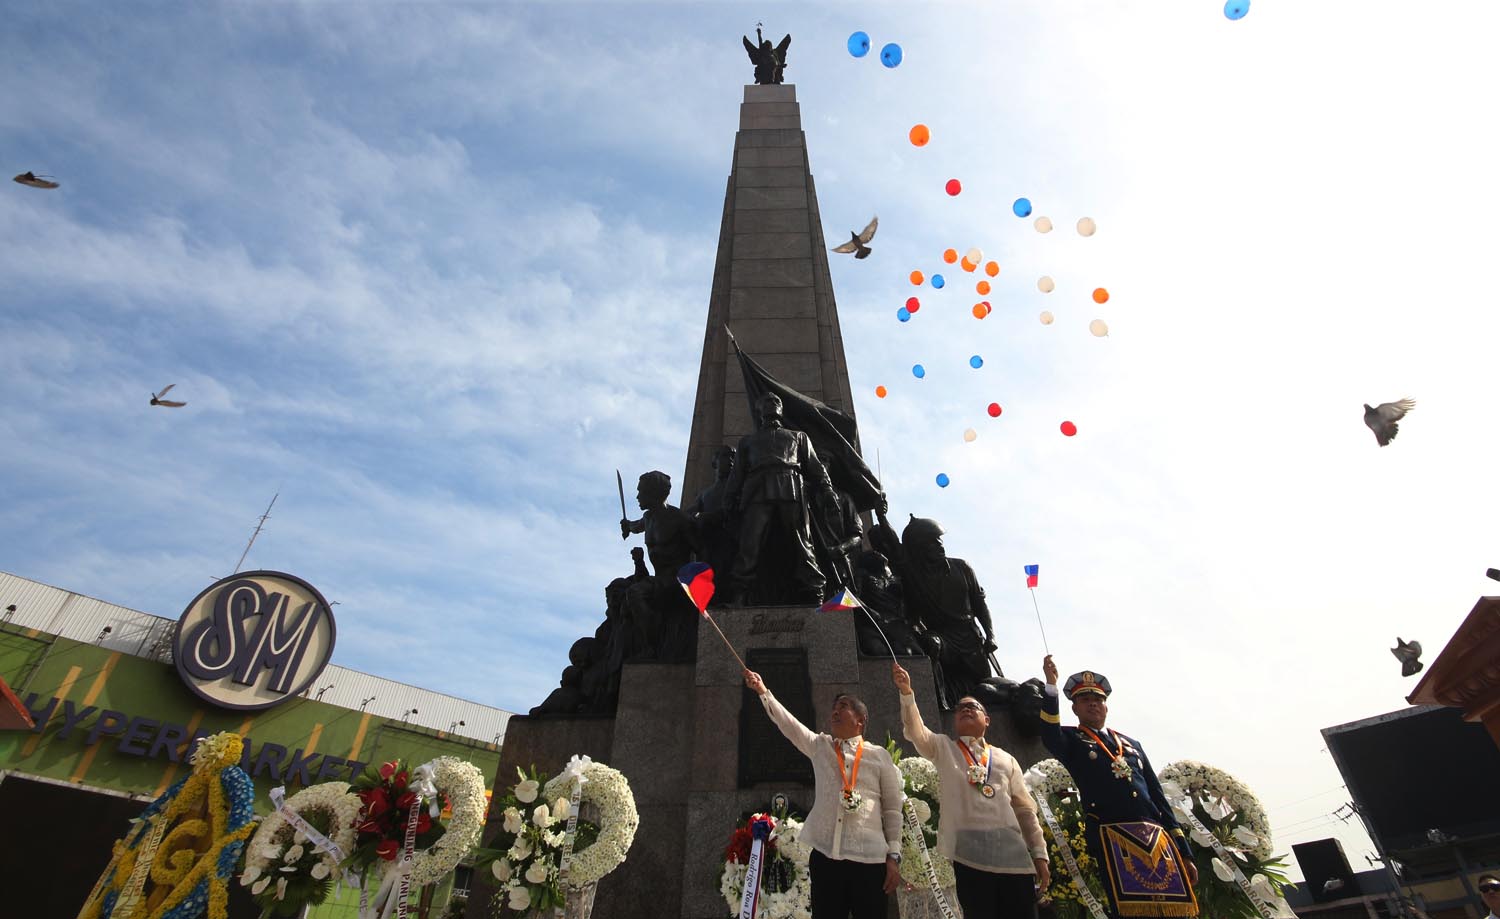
[888,852,903,864]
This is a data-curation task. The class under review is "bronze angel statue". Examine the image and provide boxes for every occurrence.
[742,26,791,85]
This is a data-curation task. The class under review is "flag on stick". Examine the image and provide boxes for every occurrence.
[677,563,747,671]
[818,588,898,662]
[818,588,862,613]
[678,562,715,617]
[1023,564,1050,654]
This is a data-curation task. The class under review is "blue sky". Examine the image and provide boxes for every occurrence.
[6,1,1500,872]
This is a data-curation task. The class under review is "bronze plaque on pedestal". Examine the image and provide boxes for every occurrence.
[739,647,815,787]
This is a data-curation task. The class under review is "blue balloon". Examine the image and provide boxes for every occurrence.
[897,307,911,322]
[931,274,945,289]
[936,473,950,488]
[1013,197,1033,218]
[912,364,926,379]
[969,355,983,369]
[848,31,871,57]
[880,43,903,68]
[1224,0,1249,19]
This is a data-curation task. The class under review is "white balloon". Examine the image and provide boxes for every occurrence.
[1034,216,1053,233]
[1039,311,1054,325]
[1037,276,1055,293]
[1077,217,1097,237]
[1089,319,1109,337]
[962,428,977,443]
[964,246,983,265]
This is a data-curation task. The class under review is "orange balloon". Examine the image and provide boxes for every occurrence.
[985,261,1000,277]
[976,280,991,295]
[909,124,930,147]
[960,258,977,273]
[875,385,888,398]
[972,301,991,319]
[1093,287,1110,304]
[910,270,925,285]
[943,249,958,264]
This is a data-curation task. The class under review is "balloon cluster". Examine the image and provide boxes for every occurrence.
[847,32,904,68]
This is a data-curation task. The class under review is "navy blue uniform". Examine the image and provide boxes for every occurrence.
[1040,685,1197,917]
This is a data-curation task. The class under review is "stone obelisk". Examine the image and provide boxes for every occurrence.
[681,83,859,505]
[468,83,951,919]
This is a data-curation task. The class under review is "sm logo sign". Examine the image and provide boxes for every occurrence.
[174,571,337,711]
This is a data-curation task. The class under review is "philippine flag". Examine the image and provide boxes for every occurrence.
[1024,564,1039,589]
[818,588,862,613]
[677,562,715,617]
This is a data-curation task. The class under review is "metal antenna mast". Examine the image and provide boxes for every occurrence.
[232,493,279,574]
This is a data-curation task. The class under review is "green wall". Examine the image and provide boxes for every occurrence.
[0,627,500,917]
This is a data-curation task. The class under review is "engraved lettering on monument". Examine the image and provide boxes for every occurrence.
[749,613,805,636]
[738,648,814,787]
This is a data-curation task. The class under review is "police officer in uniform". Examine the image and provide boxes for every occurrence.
[1038,655,1199,918]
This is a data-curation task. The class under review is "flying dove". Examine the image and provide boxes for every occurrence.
[13,172,60,189]
[1390,637,1422,677]
[150,384,186,408]
[1363,398,1414,446]
[831,216,878,259]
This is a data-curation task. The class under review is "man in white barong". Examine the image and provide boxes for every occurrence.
[893,661,1050,919]
[744,668,904,919]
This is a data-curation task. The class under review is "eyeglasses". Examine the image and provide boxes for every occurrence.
[955,702,986,713]
[1480,884,1500,894]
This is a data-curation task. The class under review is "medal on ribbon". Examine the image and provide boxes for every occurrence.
[956,739,995,797]
[1081,727,1133,781]
[835,740,864,813]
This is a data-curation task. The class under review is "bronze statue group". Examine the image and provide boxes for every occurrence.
[533,390,1011,716]
[746,656,1199,919]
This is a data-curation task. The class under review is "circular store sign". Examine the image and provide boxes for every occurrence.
[173,570,337,711]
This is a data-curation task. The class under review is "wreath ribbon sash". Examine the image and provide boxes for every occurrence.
[270,786,348,862]
[1175,808,1279,919]
[553,758,588,917]
[902,798,959,919]
[393,796,422,919]
[1035,794,1109,919]
[737,818,774,919]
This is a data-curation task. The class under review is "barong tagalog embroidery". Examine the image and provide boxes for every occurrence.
[835,740,864,812]
[1081,727,1132,780]
[956,739,996,798]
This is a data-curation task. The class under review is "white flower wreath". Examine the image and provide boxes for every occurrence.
[1023,758,1078,799]
[539,760,639,889]
[1157,761,1272,860]
[241,781,361,891]
[897,756,955,889]
[400,756,490,887]
[719,816,812,919]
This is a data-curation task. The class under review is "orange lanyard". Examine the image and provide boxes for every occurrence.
[834,739,864,795]
[956,739,992,779]
[1080,726,1123,764]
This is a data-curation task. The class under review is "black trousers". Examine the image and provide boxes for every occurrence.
[953,862,1039,919]
[809,848,888,919]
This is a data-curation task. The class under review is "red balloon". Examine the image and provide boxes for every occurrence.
[945,179,962,196]
[906,296,921,313]
[1060,421,1078,436]
[987,403,1002,418]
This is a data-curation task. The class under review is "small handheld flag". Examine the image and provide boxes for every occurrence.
[818,588,862,613]
[677,563,747,671]
[1023,564,1049,654]
[818,588,898,663]
[678,562,715,617]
